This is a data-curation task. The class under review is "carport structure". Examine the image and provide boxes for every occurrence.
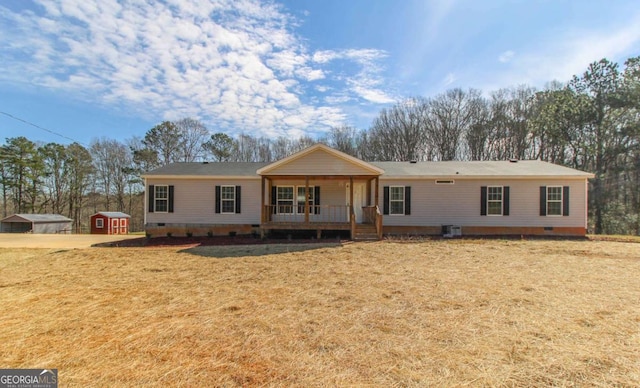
[0,214,73,234]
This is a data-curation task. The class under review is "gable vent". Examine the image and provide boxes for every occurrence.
[409,160,417,164]
[509,159,518,163]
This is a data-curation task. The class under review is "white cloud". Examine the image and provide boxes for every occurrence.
[498,50,515,63]
[312,48,395,104]
[442,73,457,86]
[0,0,395,137]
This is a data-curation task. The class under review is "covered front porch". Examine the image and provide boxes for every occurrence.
[259,176,383,240]
[256,144,385,240]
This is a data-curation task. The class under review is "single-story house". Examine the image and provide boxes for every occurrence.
[90,212,131,235]
[0,214,73,234]
[142,144,594,240]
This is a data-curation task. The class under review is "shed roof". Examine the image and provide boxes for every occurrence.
[1,214,73,223]
[93,212,131,218]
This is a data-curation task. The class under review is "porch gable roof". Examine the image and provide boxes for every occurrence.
[257,144,384,176]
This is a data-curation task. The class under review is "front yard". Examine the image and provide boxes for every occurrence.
[1,239,638,386]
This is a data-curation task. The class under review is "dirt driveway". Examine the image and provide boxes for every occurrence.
[0,234,141,249]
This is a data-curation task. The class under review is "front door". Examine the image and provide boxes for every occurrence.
[111,219,119,235]
[346,182,366,223]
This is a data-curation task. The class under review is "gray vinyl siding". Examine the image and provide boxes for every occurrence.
[267,151,378,176]
[146,179,261,224]
[379,178,587,228]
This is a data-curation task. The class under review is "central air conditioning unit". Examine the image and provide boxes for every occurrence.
[442,225,462,238]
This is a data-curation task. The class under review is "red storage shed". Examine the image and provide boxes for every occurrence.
[90,212,131,235]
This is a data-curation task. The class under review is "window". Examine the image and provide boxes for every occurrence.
[120,218,126,227]
[487,186,503,216]
[297,186,315,214]
[215,185,241,214]
[221,186,236,214]
[389,186,405,215]
[154,185,168,212]
[481,186,509,216]
[546,186,562,216]
[383,186,411,215]
[148,185,173,213]
[271,186,318,214]
[277,186,294,214]
[96,218,104,228]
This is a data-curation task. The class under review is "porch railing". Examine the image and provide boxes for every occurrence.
[375,205,383,240]
[362,206,377,224]
[362,205,383,239]
[263,205,350,224]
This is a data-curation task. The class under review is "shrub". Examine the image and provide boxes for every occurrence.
[166,232,172,238]
[207,231,213,237]
[186,231,193,238]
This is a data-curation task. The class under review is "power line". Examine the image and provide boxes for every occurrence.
[0,111,87,146]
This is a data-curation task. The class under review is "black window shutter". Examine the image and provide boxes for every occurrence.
[563,186,570,216]
[383,186,389,215]
[503,186,510,216]
[148,185,154,213]
[235,186,241,214]
[215,185,221,213]
[404,186,411,215]
[314,186,320,214]
[540,186,547,216]
[168,185,174,213]
[480,186,487,216]
[271,186,277,214]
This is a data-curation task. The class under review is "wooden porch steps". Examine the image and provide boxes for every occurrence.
[353,224,380,241]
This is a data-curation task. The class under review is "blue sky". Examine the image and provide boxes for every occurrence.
[1,0,639,146]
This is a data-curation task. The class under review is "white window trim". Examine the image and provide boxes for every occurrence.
[96,218,104,228]
[546,186,563,217]
[487,186,503,216]
[389,186,405,216]
[277,185,295,215]
[154,185,169,213]
[220,185,236,214]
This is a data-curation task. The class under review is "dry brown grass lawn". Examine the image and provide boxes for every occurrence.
[1,239,639,386]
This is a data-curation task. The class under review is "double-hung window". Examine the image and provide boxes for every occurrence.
[546,186,563,216]
[481,186,509,216]
[277,186,294,214]
[154,185,168,213]
[487,186,503,216]
[389,186,405,215]
[297,186,315,214]
[383,186,411,216]
[220,186,236,214]
[96,218,104,228]
[215,185,241,214]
